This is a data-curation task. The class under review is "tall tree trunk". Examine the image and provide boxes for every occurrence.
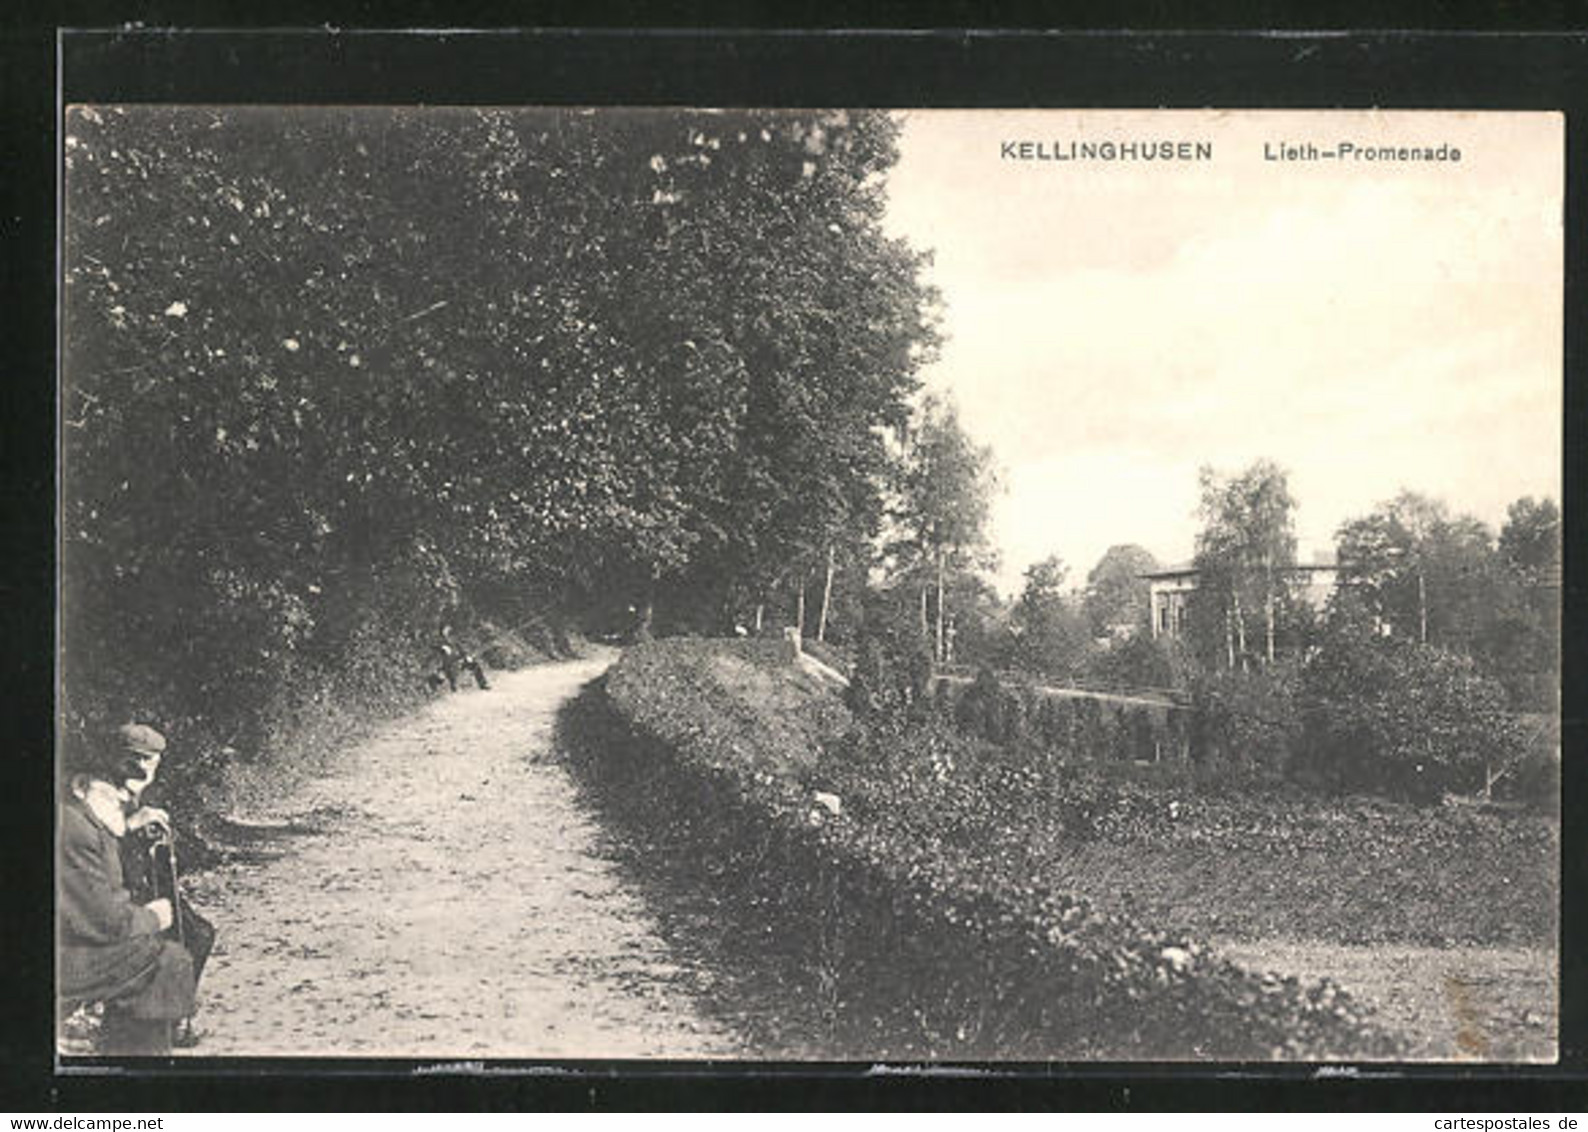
[636,567,658,641]
[1232,588,1248,671]
[920,584,929,639]
[817,543,835,643]
[1264,553,1276,665]
[935,551,946,665]
[1224,604,1236,670]
[1418,569,1428,644]
[1265,594,1276,665]
[796,577,806,638]
[755,603,764,634]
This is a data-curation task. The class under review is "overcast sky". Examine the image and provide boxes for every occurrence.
[883,110,1562,595]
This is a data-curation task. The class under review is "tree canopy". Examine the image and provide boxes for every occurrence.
[1083,543,1159,637]
[887,393,1000,663]
[1009,556,1089,677]
[1499,496,1561,578]
[1333,490,1559,709]
[1188,460,1297,668]
[62,105,940,770]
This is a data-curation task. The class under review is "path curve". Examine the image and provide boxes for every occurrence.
[184,651,741,1058]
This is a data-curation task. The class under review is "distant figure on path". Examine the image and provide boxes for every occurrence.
[429,624,490,692]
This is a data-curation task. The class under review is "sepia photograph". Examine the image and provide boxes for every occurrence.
[57,104,1562,1064]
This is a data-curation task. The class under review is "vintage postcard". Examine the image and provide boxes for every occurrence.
[59,106,1561,1063]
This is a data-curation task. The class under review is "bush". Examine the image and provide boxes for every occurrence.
[1085,632,1176,690]
[59,538,494,837]
[1033,694,1078,755]
[1296,627,1524,804]
[846,590,935,720]
[1187,664,1299,786]
[953,666,1035,748]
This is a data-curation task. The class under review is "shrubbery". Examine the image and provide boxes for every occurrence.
[846,591,935,719]
[1083,631,1178,690]
[944,668,1188,773]
[60,545,469,814]
[1185,664,1299,788]
[939,627,1534,808]
[1295,625,1525,803]
[574,639,1403,1059]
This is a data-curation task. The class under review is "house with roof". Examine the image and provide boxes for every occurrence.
[1142,553,1342,642]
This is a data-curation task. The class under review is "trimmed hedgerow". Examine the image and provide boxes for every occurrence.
[941,670,1188,769]
[574,638,1403,1060]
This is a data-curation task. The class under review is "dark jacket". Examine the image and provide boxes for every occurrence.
[58,798,194,1018]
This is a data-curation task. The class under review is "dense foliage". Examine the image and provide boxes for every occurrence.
[580,640,1408,1059]
[1294,622,1528,803]
[845,586,938,718]
[1182,461,1302,670]
[1335,491,1560,713]
[1007,556,1091,677]
[882,394,999,666]
[939,637,1534,806]
[62,106,937,798]
[1082,543,1159,640]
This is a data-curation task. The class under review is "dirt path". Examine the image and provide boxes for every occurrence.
[1214,938,1557,1061]
[182,651,743,1059]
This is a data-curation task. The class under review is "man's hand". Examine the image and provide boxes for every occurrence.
[126,806,170,832]
[144,898,173,931]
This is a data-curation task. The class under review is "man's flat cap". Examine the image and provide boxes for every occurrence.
[117,723,167,758]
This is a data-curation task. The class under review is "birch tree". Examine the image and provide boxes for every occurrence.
[892,394,999,665]
[1190,461,1297,668]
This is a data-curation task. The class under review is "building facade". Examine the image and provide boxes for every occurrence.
[1143,560,1341,641]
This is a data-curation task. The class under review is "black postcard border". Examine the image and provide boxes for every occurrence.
[7,23,1587,1113]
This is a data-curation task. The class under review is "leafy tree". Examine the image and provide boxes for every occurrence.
[847,585,937,720]
[1189,460,1297,668]
[1335,492,1497,652]
[599,110,937,636]
[1009,556,1090,678]
[61,105,940,793]
[1499,496,1561,577]
[1085,632,1176,691]
[1493,495,1561,709]
[938,572,1014,670]
[1334,491,1560,711]
[1083,544,1159,639]
[1185,663,1299,785]
[890,394,999,665]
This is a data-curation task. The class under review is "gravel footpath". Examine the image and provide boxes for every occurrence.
[182,651,742,1059]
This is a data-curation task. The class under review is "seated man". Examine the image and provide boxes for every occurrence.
[58,728,195,1055]
[115,723,216,1046]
